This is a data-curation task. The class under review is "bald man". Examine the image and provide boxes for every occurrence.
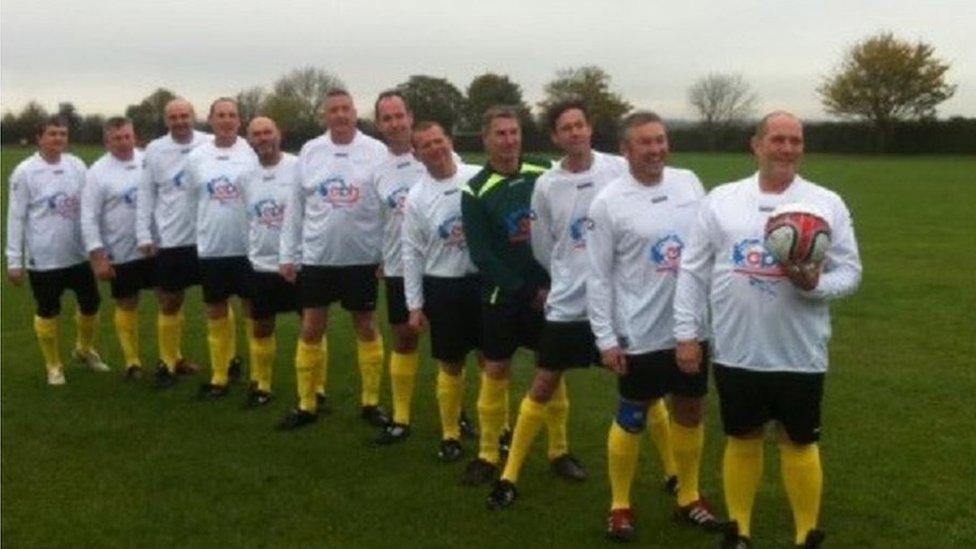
[137,98,211,387]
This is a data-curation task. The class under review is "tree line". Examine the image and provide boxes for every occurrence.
[3,32,969,153]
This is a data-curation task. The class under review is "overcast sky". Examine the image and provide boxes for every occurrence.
[2,0,974,121]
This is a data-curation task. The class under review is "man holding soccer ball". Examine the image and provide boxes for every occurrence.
[674,111,862,548]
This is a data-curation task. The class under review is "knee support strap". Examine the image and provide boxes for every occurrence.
[615,398,649,433]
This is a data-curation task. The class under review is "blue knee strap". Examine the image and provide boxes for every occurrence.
[616,399,648,433]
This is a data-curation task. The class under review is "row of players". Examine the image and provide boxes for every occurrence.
[5,90,861,547]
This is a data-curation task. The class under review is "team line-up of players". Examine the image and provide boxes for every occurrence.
[5,88,861,548]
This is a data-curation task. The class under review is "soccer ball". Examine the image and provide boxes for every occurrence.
[764,203,831,265]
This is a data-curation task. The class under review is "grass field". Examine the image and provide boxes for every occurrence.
[2,145,975,547]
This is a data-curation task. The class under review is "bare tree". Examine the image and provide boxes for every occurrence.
[688,73,757,149]
[235,87,267,125]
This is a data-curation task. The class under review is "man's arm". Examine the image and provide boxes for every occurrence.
[279,173,304,282]
[529,182,554,272]
[401,190,427,311]
[673,200,716,373]
[460,188,527,296]
[136,153,156,252]
[5,167,29,282]
[799,200,862,301]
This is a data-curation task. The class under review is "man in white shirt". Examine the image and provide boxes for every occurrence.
[6,116,109,385]
[185,98,259,399]
[137,98,211,387]
[487,102,623,508]
[278,89,389,429]
[401,121,483,461]
[81,117,155,380]
[674,111,862,549]
[586,112,722,540]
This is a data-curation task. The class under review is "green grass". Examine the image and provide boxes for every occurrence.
[2,145,975,547]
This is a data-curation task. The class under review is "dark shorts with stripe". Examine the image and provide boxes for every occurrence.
[480,299,545,362]
[537,320,599,371]
[28,262,100,317]
[424,275,482,363]
[248,270,300,319]
[714,363,824,444]
[384,276,409,325]
[110,258,157,299]
[199,256,253,304]
[156,245,200,292]
[298,264,379,312]
[618,345,710,402]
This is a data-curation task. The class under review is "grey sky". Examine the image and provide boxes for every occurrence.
[2,0,974,121]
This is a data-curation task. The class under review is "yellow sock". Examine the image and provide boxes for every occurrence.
[436,366,463,440]
[175,311,185,362]
[504,382,511,431]
[315,335,328,395]
[501,395,547,483]
[295,339,323,412]
[249,334,275,392]
[206,316,232,386]
[158,313,180,371]
[672,422,705,506]
[723,437,764,538]
[33,315,62,369]
[545,378,570,459]
[113,308,141,367]
[390,350,420,424]
[648,399,678,478]
[75,312,97,354]
[357,334,384,407]
[608,422,641,510]
[226,306,238,361]
[477,373,509,464]
[780,442,822,544]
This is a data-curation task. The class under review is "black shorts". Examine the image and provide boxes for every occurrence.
[249,271,300,319]
[481,299,545,362]
[424,275,482,363]
[384,276,408,325]
[110,258,156,299]
[537,320,599,371]
[298,264,379,312]
[714,363,825,444]
[156,245,200,292]
[618,346,710,402]
[199,256,253,304]
[27,262,100,317]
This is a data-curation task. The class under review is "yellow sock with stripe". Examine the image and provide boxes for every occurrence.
[608,422,641,510]
[436,366,463,440]
[501,395,547,483]
[295,339,323,412]
[545,378,570,459]
[780,442,822,544]
[390,350,420,424]
[157,313,180,371]
[476,373,509,464]
[723,437,764,538]
[33,315,62,370]
[647,399,678,478]
[315,335,328,395]
[672,422,705,506]
[357,334,384,407]
[206,315,232,386]
[113,308,141,367]
[75,312,97,354]
[249,334,276,392]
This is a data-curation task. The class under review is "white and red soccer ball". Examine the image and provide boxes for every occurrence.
[764,203,832,265]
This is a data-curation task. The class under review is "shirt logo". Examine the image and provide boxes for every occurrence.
[505,208,534,243]
[316,175,360,206]
[253,198,285,229]
[568,216,595,250]
[384,186,409,214]
[206,176,241,203]
[576,182,593,190]
[121,186,138,208]
[732,238,785,277]
[172,170,186,188]
[650,233,683,272]
[46,192,80,219]
[396,161,411,169]
[436,214,467,249]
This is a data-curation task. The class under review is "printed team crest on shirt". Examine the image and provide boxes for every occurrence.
[732,238,784,277]
[121,186,139,208]
[568,216,595,250]
[505,208,534,243]
[650,233,683,272]
[437,214,467,249]
[206,176,241,203]
[316,175,360,206]
[46,192,80,219]
[385,186,409,214]
[172,170,186,188]
[253,198,285,229]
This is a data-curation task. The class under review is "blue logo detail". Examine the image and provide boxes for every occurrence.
[253,198,285,229]
[436,214,466,249]
[731,238,786,297]
[316,175,359,205]
[121,186,138,208]
[504,208,534,243]
[172,170,185,188]
[568,216,595,249]
[46,192,80,219]
[385,186,409,213]
[650,233,683,272]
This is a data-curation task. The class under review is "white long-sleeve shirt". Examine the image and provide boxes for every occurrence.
[587,168,706,353]
[81,150,145,265]
[281,130,387,267]
[6,152,88,271]
[374,152,428,277]
[673,173,862,373]
[401,163,481,310]
[531,151,627,322]
[136,131,211,248]
[185,138,258,259]
[240,153,301,273]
